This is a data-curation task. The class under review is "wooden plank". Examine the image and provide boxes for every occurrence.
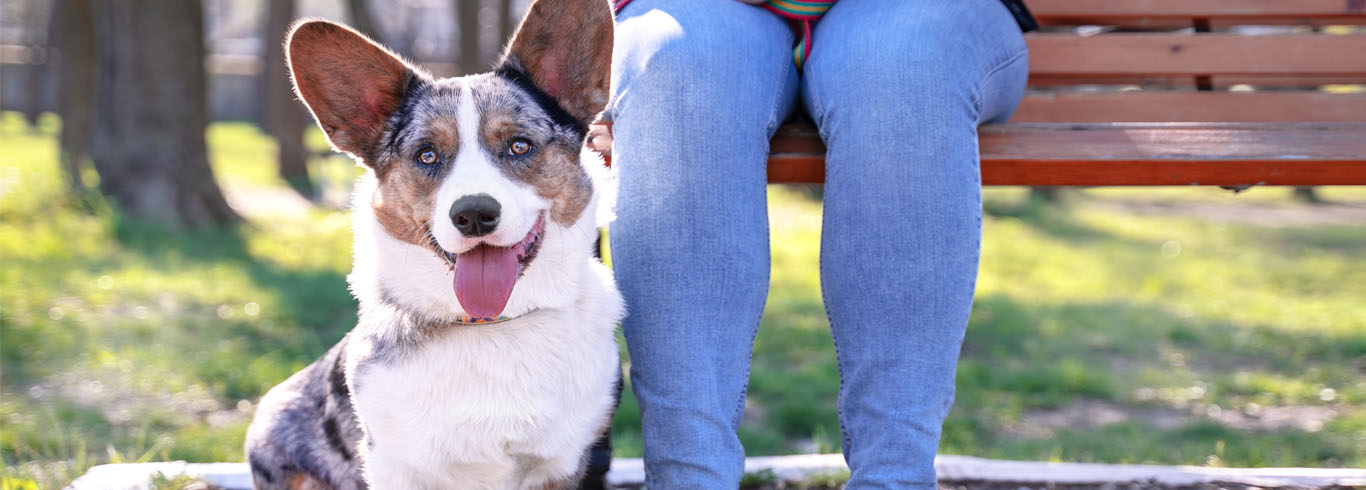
[1027,34,1366,77]
[1029,0,1366,26]
[762,123,1366,186]
[1029,0,1366,18]
[1011,91,1366,123]
[1036,19,1366,28]
[980,123,1366,185]
[1028,74,1366,88]
[1026,74,1199,88]
[592,123,1366,186]
[770,123,825,154]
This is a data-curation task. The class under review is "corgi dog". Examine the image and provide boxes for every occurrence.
[243,1,622,488]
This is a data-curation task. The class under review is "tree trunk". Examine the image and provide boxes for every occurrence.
[344,0,416,58]
[344,0,383,43]
[21,0,52,126]
[1029,186,1063,205]
[498,0,514,49]
[1292,186,1323,204]
[457,0,481,74]
[91,0,239,228]
[264,0,315,200]
[54,0,94,195]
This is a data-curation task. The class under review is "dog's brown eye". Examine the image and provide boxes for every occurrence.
[509,138,532,156]
[417,148,438,165]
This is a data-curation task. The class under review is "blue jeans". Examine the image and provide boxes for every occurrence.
[608,0,1028,487]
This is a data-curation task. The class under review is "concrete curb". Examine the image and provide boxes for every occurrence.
[68,455,1366,489]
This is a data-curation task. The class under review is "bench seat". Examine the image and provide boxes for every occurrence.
[763,122,1366,186]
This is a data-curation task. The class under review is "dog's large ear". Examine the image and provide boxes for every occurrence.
[498,0,614,127]
[286,20,417,163]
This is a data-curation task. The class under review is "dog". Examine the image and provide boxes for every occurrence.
[243,1,622,488]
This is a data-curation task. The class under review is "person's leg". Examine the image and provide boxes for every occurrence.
[608,1,798,486]
[800,0,1028,487]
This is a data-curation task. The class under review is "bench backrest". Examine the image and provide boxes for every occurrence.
[1015,0,1366,123]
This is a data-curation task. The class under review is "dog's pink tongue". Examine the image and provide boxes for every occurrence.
[454,244,519,318]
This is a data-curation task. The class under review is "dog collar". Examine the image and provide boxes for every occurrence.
[450,309,536,326]
[451,315,514,325]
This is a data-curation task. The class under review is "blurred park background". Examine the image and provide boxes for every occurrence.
[2,0,1365,488]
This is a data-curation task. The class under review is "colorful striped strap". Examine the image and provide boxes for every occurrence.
[761,0,836,70]
[612,0,836,70]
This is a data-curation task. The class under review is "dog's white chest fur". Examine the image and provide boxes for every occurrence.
[349,260,621,489]
[341,162,623,489]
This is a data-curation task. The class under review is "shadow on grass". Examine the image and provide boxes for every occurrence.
[950,294,1366,466]
[2,205,356,466]
[967,294,1366,391]
[107,215,356,396]
[984,193,1123,245]
[113,217,353,326]
[726,288,1366,465]
[1234,224,1366,261]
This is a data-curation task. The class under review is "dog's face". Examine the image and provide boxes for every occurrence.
[286,0,613,318]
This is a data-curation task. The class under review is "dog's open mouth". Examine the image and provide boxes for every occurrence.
[447,215,545,318]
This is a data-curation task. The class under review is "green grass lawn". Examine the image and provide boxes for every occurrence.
[3,111,1365,487]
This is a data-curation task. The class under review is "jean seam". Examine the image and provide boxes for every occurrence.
[808,42,844,459]
[819,255,855,460]
[732,33,793,430]
[765,50,797,137]
[730,229,769,433]
[806,78,832,143]
[972,48,1027,122]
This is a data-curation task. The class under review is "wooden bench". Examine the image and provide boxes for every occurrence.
[591,1,1366,187]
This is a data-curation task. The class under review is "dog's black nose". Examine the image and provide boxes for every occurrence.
[449,194,501,237]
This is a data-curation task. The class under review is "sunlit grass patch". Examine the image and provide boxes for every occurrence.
[207,120,360,192]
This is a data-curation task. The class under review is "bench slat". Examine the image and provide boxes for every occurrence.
[765,123,1366,186]
[1027,74,1366,88]
[1012,92,1366,123]
[1028,34,1366,77]
[1030,0,1366,26]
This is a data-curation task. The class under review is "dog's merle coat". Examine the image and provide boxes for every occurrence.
[245,332,618,490]
[244,1,620,488]
[246,335,365,489]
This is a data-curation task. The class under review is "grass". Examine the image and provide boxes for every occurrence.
[1,113,358,487]
[751,185,1366,465]
[3,111,1365,487]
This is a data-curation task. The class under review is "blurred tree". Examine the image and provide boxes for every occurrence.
[20,0,52,126]
[457,0,479,74]
[1293,186,1324,204]
[1029,186,1063,205]
[54,0,94,195]
[264,0,315,200]
[498,0,514,51]
[342,0,417,58]
[91,0,239,227]
[344,0,382,43]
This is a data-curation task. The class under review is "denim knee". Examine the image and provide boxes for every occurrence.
[608,0,796,137]
[801,0,1027,129]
